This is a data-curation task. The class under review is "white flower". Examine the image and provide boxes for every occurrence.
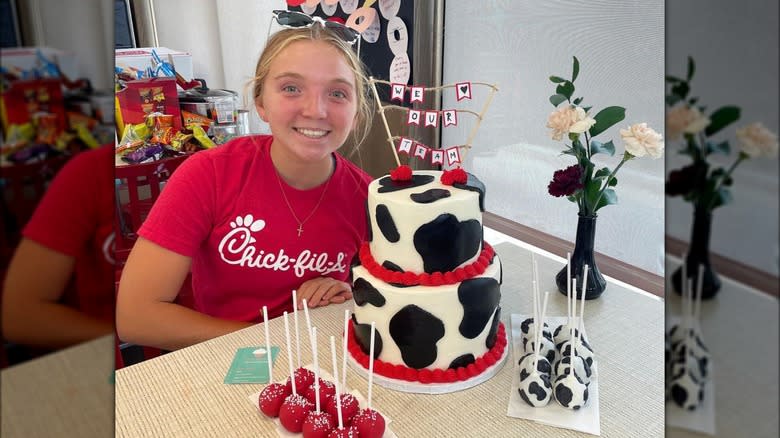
[620,123,665,159]
[666,104,710,141]
[546,105,596,141]
[736,122,778,158]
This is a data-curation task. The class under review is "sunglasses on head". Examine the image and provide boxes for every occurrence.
[270,9,361,46]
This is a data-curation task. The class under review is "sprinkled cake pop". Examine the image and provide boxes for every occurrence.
[518,291,553,407]
[327,335,359,436]
[351,322,386,438]
[259,306,291,418]
[303,327,336,438]
[553,305,589,410]
[279,311,315,433]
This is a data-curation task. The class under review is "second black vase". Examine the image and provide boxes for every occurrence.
[556,214,607,299]
[671,208,721,299]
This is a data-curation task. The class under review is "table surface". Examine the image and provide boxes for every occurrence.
[0,335,115,438]
[114,241,665,437]
[664,256,779,438]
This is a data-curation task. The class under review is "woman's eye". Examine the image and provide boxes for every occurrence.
[282,85,299,93]
[330,90,348,99]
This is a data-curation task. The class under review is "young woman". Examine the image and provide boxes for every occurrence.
[116,22,374,351]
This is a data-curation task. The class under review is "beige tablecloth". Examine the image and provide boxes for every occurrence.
[0,335,115,438]
[114,242,664,437]
[665,257,779,438]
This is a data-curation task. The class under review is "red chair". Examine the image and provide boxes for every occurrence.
[114,154,190,266]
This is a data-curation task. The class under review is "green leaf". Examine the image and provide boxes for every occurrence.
[666,95,682,106]
[686,56,695,81]
[671,82,690,100]
[573,97,583,105]
[711,187,732,209]
[550,75,567,83]
[706,141,731,155]
[590,140,616,157]
[589,106,626,138]
[665,75,683,83]
[567,195,577,203]
[583,106,592,113]
[594,167,611,179]
[608,176,618,186]
[550,94,567,106]
[704,106,741,136]
[595,188,617,211]
[583,178,602,211]
[556,81,575,100]
[572,56,580,82]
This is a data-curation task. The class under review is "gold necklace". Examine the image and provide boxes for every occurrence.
[274,162,333,237]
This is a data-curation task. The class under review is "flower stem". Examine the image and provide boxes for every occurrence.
[592,156,629,211]
[703,152,747,211]
[584,131,591,159]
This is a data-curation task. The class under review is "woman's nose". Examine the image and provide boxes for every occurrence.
[302,92,327,119]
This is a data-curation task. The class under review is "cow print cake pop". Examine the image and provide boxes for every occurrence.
[669,369,704,411]
[518,352,552,379]
[518,291,553,407]
[554,355,592,385]
[524,333,556,364]
[553,291,589,410]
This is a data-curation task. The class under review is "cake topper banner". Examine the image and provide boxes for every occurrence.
[369,77,498,168]
[396,137,462,166]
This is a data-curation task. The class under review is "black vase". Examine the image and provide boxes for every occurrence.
[556,214,607,299]
[671,208,721,299]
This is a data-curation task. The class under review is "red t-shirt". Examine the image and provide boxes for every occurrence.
[22,145,115,323]
[139,135,372,322]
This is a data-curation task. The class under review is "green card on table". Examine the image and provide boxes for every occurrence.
[224,346,280,384]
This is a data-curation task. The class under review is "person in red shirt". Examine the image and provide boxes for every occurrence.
[2,145,115,350]
[116,22,374,351]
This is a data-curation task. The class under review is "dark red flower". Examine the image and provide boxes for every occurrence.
[440,168,468,185]
[548,164,584,197]
[390,165,413,181]
[666,163,704,196]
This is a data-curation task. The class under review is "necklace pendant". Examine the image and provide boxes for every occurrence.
[297,225,303,237]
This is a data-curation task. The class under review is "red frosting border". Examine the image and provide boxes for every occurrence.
[358,241,495,287]
[347,322,507,384]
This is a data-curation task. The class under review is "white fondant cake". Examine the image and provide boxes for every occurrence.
[350,170,506,388]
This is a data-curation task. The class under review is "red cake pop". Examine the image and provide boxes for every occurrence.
[305,378,336,406]
[279,393,315,433]
[258,382,290,417]
[303,411,336,438]
[286,367,316,393]
[325,393,359,426]
[327,425,359,437]
[352,408,386,438]
[351,321,386,437]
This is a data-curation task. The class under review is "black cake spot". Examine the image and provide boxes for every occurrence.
[518,388,533,406]
[389,305,444,369]
[382,261,404,272]
[365,200,372,242]
[453,172,486,212]
[376,204,399,243]
[529,377,551,400]
[555,382,574,407]
[413,214,482,273]
[457,277,501,339]
[410,189,451,204]
[377,174,435,193]
[486,307,501,348]
[671,384,689,409]
[352,278,386,307]
[352,314,383,359]
[449,354,475,369]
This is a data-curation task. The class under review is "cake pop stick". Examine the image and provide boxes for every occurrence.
[571,278,577,330]
[533,292,550,373]
[576,266,588,353]
[283,311,296,395]
[342,309,349,391]
[293,290,301,368]
[311,327,320,412]
[263,306,273,383]
[694,264,704,331]
[330,335,344,429]
[566,252,572,325]
[303,298,313,346]
[367,321,376,410]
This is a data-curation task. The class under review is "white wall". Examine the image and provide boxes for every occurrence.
[19,0,113,91]
[666,0,779,275]
[442,0,666,275]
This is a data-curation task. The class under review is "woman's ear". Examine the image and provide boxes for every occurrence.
[255,96,267,122]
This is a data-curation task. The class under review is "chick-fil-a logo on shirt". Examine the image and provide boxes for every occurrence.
[218,214,347,277]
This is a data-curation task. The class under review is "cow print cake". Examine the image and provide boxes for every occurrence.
[349,170,506,387]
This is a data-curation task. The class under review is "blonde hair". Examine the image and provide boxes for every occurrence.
[250,23,373,150]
